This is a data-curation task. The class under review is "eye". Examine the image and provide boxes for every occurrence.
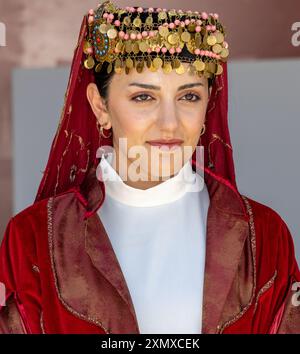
[180,92,201,102]
[131,93,154,102]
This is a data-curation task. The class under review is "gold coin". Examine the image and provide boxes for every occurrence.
[159,26,169,38]
[114,65,123,74]
[195,34,202,47]
[181,31,191,43]
[158,11,167,20]
[133,18,142,27]
[133,42,140,54]
[125,41,132,53]
[175,64,185,74]
[149,62,158,72]
[99,24,108,34]
[186,40,195,54]
[207,35,217,46]
[136,61,144,73]
[123,16,131,26]
[216,32,224,44]
[84,56,95,69]
[116,41,124,52]
[153,57,163,69]
[212,43,222,54]
[162,62,172,74]
[216,64,223,75]
[187,64,196,75]
[95,62,103,73]
[174,58,181,69]
[107,28,117,39]
[146,57,152,68]
[220,48,229,58]
[139,41,148,52]
[145,16,153,26]
[115,58,122,68]
[107,62,113,74]
[125,66,130,75]
[126,57,134,68]
[168,33,179,45]
[193,60,205,72]
[83,41,92,54]
[208,62,217,73]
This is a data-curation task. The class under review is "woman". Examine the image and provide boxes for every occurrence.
[0,1,299,334]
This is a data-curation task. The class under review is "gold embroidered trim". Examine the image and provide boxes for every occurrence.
[217,195,257,333]
[47,197,110,334]
[40,310,46,334]
[254,270,278,313]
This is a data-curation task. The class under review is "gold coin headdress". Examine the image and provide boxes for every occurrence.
[83,1,229,78]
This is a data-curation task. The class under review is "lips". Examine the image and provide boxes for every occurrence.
[146,139,184,151]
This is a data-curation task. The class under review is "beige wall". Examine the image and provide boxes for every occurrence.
[1,0,300,235]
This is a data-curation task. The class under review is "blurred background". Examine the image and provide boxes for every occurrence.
[0,0,300,261]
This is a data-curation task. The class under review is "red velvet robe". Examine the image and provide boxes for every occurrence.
[0,165,300,334]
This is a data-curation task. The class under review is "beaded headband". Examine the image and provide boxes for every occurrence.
[83,1,229,78]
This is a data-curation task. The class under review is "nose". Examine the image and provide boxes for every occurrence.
[156,100,179,133]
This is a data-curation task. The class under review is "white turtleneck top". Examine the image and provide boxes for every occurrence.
[97,154,210,334]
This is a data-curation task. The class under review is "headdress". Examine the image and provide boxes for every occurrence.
[83,1,229,77]
[34,1,242,215]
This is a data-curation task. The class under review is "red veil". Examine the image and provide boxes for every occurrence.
[34,13,243,213]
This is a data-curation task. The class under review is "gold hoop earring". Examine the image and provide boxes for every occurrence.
[200,123,206,136]
[99,124,112,139]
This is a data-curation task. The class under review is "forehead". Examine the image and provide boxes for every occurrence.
[109,62,208,88]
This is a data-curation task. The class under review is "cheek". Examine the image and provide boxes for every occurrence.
[180,105,207,139]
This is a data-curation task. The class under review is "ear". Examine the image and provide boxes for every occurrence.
[86,83,112,129]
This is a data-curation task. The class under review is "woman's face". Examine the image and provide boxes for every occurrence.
[87,62,212,188]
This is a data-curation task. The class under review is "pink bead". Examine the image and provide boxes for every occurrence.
[130,33,137,40]
[88,16,94,24]
[194,49,201,55]
[142,31,148,37]
[88,9,94,16]
[195,26,201,33]
[196,19,202,25]
[178,9,183,13]
[147,48,152,53]
[169,23,175,29]
[176,47,182,53]
[114,20,121,26]
[137,7,143,13]
[180,21,185,27]
[169,47,175,54]
[148,7,154,13]
[212,25,216,31]
[87,47,93,54]
[191,19,196,23]
[163,8,167,12]
[108,13,114,20]
[223,41,228,49]
[200,50,205,56]
[214,13,219,19]
[175,19,180,26]
[137,33,142,40]
[201,12,208,20]
[130,7,136,13]
[185,19,190,25]
[155,46,161,53]
[206,25,211,31]
[103,13,108,18]
[119,31,125,38]
[157,8,162,12]
[114,48,120,53]
[161,47,167,53]
[205,50,209,56]
[149,31,155,37]
[195,11,199,15]
[125,7,130,11]
[124,33,129,40]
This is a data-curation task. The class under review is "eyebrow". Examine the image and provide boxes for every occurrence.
[128,82,204,91]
